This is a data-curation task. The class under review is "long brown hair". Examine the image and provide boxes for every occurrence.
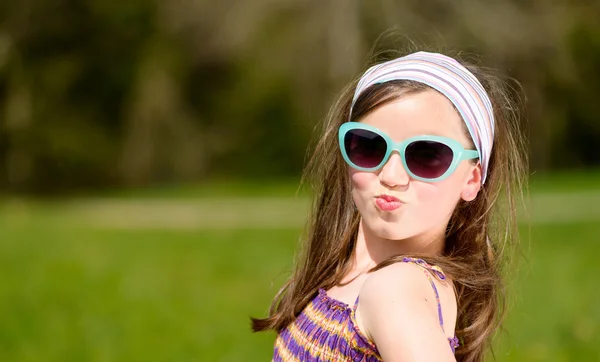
[252,48,528,362]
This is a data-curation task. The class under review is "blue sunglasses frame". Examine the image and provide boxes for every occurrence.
[338,122,479,182]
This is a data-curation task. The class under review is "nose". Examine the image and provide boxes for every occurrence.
[379,152,410,187]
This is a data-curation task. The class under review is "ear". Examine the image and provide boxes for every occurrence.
[461,162,482,202]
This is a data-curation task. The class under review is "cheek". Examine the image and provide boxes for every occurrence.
[417,176,463,210]
[349,169,376,191]
[349,169,379,206]
[409,183,446,216]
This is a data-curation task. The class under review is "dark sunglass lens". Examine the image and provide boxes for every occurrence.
[405,141,454,179]
[344,129,387,169]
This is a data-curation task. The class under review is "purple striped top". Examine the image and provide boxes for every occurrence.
[272,258,459,361]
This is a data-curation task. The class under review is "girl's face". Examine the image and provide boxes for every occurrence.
[350,89,482,243]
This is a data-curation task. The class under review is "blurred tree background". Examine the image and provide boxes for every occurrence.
[1,0,599,194]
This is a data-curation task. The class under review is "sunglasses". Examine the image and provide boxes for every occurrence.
[338,122,479,182]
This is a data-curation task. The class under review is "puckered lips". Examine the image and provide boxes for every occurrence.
[374,194,405,211]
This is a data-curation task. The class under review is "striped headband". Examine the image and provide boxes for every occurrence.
[350,51,495,184]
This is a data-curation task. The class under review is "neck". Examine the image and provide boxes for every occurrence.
[352,219,446,270]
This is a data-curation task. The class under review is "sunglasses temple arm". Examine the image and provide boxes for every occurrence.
[462,150,479,160]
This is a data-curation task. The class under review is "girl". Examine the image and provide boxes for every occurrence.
[252,50,527,362]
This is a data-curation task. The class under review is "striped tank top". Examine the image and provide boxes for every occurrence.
[272,257,460,361]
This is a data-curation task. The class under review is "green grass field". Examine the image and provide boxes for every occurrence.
[0,172,599,361]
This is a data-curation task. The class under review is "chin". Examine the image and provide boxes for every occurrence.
[379,229,414,241]
[365,217,415,241]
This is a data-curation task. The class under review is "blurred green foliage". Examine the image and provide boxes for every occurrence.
[0,1,600,194]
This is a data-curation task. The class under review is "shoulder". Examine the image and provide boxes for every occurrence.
[358,261,438,324]
[361,261,432,298]
[355,261,457,361]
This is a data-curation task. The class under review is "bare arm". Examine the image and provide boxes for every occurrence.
[356,263,457,362]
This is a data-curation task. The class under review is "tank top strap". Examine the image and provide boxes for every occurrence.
[400,257,447,332]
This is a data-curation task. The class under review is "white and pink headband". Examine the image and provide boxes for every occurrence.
[350,51,495,184]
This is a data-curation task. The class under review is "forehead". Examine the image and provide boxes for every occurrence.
[359,89,470,145]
